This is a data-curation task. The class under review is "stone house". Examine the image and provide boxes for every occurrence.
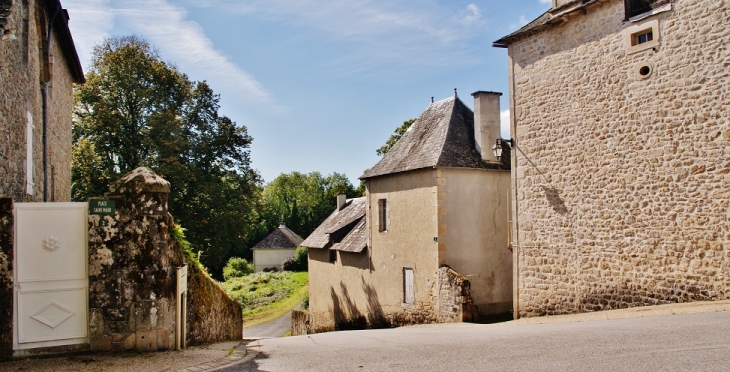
[304,92,512,332]
[0,0,84,202]
[494,0,730,318]
[251,224,304,272]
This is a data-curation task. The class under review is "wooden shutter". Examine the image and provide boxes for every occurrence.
[403,268,414,304]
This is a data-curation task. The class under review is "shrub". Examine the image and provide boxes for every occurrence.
[223,257,254,280]
[282,246,308,272]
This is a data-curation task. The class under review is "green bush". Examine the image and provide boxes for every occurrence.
[282,246,308,272]
[221,271,308,316]
[223,257,254,280]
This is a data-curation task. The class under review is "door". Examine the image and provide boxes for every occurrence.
[13,203,88,350]
[403,268,414,304]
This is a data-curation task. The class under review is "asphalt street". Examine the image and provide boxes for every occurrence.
[220,310,730,372]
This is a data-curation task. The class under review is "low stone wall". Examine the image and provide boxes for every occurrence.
[88,167,241,352]
[187,264,242,343]
[0,198,13,359]
[437,266,479,323]
[291,309,308,336]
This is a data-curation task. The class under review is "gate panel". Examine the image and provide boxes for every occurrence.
[13,203,88,350]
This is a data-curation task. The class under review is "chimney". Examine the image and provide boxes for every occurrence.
[336,193,347,211]
[471,91,502,162]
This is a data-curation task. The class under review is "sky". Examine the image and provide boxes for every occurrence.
[62,0,552,185]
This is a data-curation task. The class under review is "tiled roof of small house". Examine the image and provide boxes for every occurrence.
[252,224,304,249]
[331,217,367,253]
[493,0,602,47]
[361,94,505,180]
[301,197,366,249]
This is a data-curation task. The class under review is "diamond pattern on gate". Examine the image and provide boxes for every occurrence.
[30,301,75,328]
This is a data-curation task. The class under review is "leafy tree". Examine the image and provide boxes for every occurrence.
[282,246,308,272]
[72,36,262,277]
[260,171,362,238]
[223,257,254,280]
[376,118,416,156]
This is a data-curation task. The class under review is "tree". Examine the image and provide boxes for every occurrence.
[260,171,362,238]
[376,118,416,156]
[72,36,262,277]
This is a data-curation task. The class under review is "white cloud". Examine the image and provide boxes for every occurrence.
[201,0,488,75]
[116,0,280,110]
[539,0,552,4]
[64,0,281,112]
[63,0,114,69]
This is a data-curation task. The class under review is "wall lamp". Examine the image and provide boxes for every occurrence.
[492,138,514,160]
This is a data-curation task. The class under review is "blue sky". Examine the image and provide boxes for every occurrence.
[63,0,552,185]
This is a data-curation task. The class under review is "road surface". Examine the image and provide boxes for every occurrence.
[221,309,730,371]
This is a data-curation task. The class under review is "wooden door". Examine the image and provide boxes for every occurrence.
[13,203,88,350]
[404,268,414,304]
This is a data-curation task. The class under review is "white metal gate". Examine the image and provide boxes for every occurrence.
[13,203,88,350]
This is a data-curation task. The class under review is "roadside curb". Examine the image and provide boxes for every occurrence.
[179,341,252,372]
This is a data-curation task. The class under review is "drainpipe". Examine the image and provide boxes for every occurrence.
[42,6,60,202]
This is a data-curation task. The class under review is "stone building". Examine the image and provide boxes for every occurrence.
[0,0,84,202]
[304,92,511,332]
[251,224,304,272]
[494,0,730,317]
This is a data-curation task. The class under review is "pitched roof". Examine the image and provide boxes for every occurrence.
[301,197,366,249]
[47,1,86,83]
[493,0,601,47]
[252,225,304,249]
[331,217,367,253]
[361,94,504,180]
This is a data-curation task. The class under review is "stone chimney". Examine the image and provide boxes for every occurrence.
[471,91,502,162]
[336,193,347,211]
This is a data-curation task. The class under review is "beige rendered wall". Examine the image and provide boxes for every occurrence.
[308,169,440,332]
[508,0,730,317]
[253,248,296,272]
[438,168,511,316]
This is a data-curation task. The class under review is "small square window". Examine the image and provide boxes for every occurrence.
[633,30,653,45]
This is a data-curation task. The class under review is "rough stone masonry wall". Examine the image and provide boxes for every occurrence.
[1,0,75,202]
[88,167,241,351]
[0,198,13,360]
[509,0,730,317]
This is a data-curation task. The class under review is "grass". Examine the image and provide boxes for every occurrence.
[221,271,308,328]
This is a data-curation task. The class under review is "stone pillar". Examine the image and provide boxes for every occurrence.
[88,167,183,352]
[0,198,13,360]
[471,91,503,162]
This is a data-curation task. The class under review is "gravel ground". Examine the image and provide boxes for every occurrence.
[0,341,241,372]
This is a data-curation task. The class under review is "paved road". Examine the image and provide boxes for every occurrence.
[243,304,302,339]
[222,310,730,371]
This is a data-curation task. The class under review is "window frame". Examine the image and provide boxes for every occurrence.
[377,198,388,232]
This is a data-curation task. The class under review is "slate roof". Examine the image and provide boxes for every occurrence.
[331,217,367,253]
[301,198,366,249]
[47,1,85,83]
[361,94,506,180]
[493,0,602,47]
[252,225,304,250]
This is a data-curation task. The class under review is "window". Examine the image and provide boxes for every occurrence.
[624,0,670,20]
[624,19,659,54]
[403,268,414,304]
[634,30,653,45]
[378,199,387,232]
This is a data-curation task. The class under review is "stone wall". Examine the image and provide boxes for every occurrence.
[1,0,77,202]
[0,198,13,359]
[437,266,478,323]
[290,309,308,336]
[507,0,730,317]
[88,167,241,351]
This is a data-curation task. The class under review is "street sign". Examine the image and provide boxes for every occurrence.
[89,199,115,215]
